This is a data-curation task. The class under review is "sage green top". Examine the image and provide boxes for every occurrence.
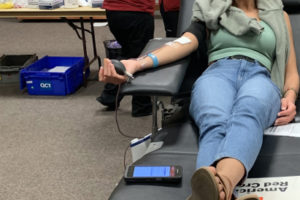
[192,0,290,95]
[208,21,276,71]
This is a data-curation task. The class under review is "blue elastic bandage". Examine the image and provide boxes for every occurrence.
[147,53,159,67]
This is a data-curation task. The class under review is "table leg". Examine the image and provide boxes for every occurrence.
[64,17,102,87]
[90,17,101,68]
[80,17,89,87]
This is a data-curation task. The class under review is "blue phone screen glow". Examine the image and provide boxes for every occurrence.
[133,166,170,177]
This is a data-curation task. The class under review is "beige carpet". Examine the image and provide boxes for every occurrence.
[0,17,165,200]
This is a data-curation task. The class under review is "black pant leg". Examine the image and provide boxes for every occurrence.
[106,11,154,58]
[160,1,179,37]
[99,11,153,115]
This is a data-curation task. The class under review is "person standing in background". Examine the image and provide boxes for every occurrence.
[159,0,180,37]
[97,0,155,117]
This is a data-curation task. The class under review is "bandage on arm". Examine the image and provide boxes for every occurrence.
[136,32,199,71]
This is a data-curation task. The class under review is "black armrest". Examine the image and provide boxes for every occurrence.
[283,0,300,13]
[294,97,300,122]
[120,38,191,96]
[283,0,300,6]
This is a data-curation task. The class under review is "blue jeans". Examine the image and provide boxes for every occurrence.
[189,58,281,174]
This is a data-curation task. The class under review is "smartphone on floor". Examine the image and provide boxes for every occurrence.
[124,165,183,183]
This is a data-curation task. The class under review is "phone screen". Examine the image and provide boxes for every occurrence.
[133,166,171,177]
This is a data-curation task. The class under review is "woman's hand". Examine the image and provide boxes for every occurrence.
[275,97,297,126]
[98,58,140,85]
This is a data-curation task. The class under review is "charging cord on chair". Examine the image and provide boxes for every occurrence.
[123,143,131,170]
[115,84,141,139]
[115,84,143,170]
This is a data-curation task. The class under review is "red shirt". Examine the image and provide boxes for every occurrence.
[159,0,180,12]
[103,0,155,15]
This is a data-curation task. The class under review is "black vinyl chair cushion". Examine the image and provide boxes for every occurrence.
[283,0,300,6]
[120,38,191,96]
[109,120,300,200]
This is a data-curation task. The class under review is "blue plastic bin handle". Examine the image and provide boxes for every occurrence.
[25,74,64,80]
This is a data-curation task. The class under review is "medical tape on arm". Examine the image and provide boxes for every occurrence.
[165,36,192,47]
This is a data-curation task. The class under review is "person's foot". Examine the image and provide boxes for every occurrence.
[209,167,227,200]
[187,166,233,200]
[96,94,120,110]
[97,83,123,110]
[187,166,260,200]
[206,167,260,200]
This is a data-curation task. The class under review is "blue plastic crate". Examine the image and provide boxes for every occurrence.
[20,56,85,95]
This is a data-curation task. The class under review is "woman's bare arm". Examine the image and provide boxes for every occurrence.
[99,32,199,84]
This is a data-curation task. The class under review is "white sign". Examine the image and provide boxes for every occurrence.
[48,66,70,73]
[264,123,300,137]
[235,176,300,200]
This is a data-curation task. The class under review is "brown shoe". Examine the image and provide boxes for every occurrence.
[186,167,233,200]
[186,167,260,200]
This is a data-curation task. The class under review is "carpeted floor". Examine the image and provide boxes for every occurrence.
[0,17,165,200]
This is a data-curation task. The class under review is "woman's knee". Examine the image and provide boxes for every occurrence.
[234,95,280,128]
